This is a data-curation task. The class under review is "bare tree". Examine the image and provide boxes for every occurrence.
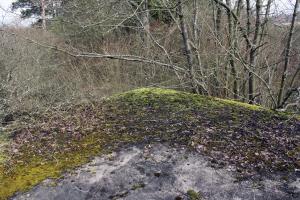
[212,0,223,96]
[277,0,299,108]
[2,0,299,113]
[247,0,262,104]
[141,0,150,51]
[177,0,199,94]
[225,0,238,99]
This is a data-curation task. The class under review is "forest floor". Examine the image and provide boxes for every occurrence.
[0,88,299,200]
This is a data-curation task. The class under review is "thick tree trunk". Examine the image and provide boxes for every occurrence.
[277,0,299,108]
[177,0,199,94]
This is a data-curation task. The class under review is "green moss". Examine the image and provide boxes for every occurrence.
[0,155,6,164]
[216,98,262,111]
[108,87,218,111]
[0,160,61,199]
[131,182,146,190]
[112,88,295,122]
[187,189,202,200]
[0,132,142,200]
[110,87,271,112]
[0,148,6,164]
[0,129,8,164]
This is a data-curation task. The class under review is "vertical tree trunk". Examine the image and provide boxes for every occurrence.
[193,0,198,41]
[177,0,199,94]
[193,0,206,95]
[212,1,222,96]
[217,4,229,97]
[240,0,252,101]
[225,0,238,99]
[41,0,46,30]
[277,0,299,108]
[215,3,222,37]
[141,0,150,51]
[248,0,261,104]
[235,0,244,97]
[246,0,251,38]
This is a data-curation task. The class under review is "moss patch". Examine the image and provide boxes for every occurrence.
[0,105,143,199]
[109,87,218,111]
[0,87,299,199]
[187,189,202,200]
[0,128,8,164]
[0,132,141,199]
[216,98,262,111]
[131,182,146,190]
[110,88,267,111]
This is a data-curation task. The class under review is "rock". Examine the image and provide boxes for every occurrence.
[12,144,300,200]
[154,171,161,177]
[2,113,14,126]
[174,196,183,200]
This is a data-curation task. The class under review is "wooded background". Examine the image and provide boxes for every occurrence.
[0,0,299,117]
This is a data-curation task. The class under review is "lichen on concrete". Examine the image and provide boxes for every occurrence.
[12,144,300,200]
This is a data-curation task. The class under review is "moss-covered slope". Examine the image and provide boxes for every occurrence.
[0,88,299,199]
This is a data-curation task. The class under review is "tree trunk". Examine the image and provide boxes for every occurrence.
[239,0,251,101]
[225,0,238,99]
[212,1,222,96]
[177,0,199,94]
[248,0,261,104]
[277,0,299,108]
[141,0,150,51]
[193,0,199,42]
[193,0,206,95]
[41,0,46,30]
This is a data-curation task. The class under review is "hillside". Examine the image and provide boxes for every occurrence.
[0,88,299,199]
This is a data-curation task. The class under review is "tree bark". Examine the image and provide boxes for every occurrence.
[212,1,222,96]
[248,0,261,104]
[193,0,199,42]
[141,0,150,51]
[192,0,207,95]
[225,0,238,99]
[177,0,199,93]
[41,0,46,30]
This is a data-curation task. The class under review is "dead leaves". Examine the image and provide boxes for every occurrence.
[2,92,300,181]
